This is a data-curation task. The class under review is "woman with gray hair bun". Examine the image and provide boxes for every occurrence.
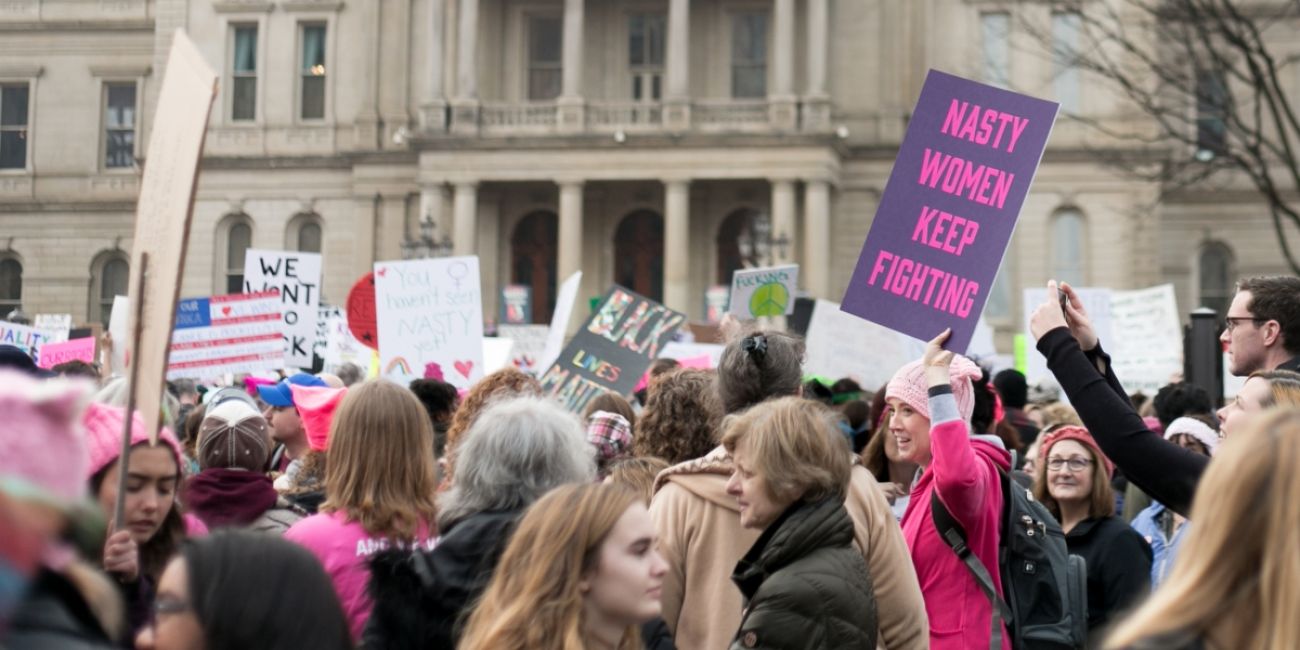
[362,395,596,650]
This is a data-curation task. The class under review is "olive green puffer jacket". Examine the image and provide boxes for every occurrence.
[729,496,878,650]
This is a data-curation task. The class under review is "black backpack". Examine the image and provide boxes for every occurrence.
[931,467,1088,649]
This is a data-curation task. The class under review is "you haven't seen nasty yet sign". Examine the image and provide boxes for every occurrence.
[841,70,1058,353]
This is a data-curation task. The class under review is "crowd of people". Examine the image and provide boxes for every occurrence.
[1,273,1299,650]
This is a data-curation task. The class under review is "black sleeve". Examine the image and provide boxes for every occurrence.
[1036,327,1208,516]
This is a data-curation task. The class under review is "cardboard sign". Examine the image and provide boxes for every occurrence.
[33,314,72,343]
[322,306,367,370]
[37,337,97,369]
[107,295,130,373]
[804,299,927,391]
[125,30,218,439]
[167,291,284,380]
[243,249,322,369]
[498,324,549,375]
[729,264,799,318]
[539,285,686,413]
[1022,287,1113,389]
[374,256,485,390]
[0,320,58,366]
[500,285,532,324]
[540,271,583,371]
[1109,285,1183,394]
[841,70,1059,353]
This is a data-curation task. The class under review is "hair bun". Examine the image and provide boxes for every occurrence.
[742,335,768,362]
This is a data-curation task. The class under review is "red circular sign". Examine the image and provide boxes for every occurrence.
[346,272,378,350]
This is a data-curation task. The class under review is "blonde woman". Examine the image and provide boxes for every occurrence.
[1106,408,1300,649]
[459,483,668,650]
[284,380,439,641]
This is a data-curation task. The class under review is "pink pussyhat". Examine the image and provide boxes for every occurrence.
[0,370,94,505]
[291,384,349,452]
[82,401,184,480]
[885,354,984,423]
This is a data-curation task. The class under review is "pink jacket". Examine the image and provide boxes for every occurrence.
[900,393,1011,650]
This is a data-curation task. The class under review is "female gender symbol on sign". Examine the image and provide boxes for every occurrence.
[447,261,469,289]
[748,282,790,318]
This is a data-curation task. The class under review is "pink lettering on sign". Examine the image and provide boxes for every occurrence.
[37,337,97,369]
[939,99,1031,153]
[917,148,1015,209]
[865,249,980,318]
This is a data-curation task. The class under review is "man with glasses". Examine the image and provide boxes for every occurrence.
[1220,275,1300,376]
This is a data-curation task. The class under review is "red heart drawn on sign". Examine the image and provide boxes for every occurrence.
[221,306,233,317]
[377,268,387,278]
[454,360,474,379]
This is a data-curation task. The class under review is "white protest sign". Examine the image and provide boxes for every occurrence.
[313,306,331,363]
[374,256,485,389]
[107,295,130,374]
[498,324,550,375]
[540,271,582,371]
[729,264,799,318]
[323,307,367,370]
[0,320,58,366]
[1022,287,1112,388]
[244,249,322,369]
[1109,284,1183,394]
[167,291,285,380]
[805,299,926,390]
[33,314,72,343]
[483,337,516,373]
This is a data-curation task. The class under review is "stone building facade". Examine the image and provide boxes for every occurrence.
[0,0,1293,348]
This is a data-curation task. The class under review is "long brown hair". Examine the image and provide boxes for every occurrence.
[459,484,645,650]
[1106,408,1300,649]
[321,380,438,539]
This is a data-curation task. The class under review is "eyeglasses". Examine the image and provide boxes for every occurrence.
[1224,317,1265,332]
[149,595,192,624]
[1046,457,1093,472]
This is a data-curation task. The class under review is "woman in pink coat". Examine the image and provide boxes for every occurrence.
[886,329,1012,650]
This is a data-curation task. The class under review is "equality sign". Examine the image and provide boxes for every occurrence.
[729,264,799,318]
[243,249,322,369]
[37,337,97,369]
[540,285,686,413]
[374,256,485,390]
[841,70,1059,353]
[166,291,284,380]
[0,320,59,366]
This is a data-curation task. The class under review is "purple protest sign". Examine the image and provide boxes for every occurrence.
[841,70,1059,353]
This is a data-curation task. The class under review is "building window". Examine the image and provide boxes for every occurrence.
[981,12,1011,89]
[985,253,1013,321]
[629,13,665,102]
[1051,12,1081,114]
[0,83,30,170]
[1050,208,1086,286]
[511,211,558,324]
[614,210,665,302]
[225,220,252,294]
[92,255,129,326]
[1196,70,1228,160]
[297,220,322,253]
[731,12,768,99]
[231,25,258,121]
[527,15,562,101]
[1198,242,1234,316]
[104,83,137,168]
[0,257,20,315]
[300,24,326,120]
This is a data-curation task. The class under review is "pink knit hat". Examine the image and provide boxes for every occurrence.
[290,384,348,452]
[83,402,184,479]
[0,370,93,504]
[885,355,984,422]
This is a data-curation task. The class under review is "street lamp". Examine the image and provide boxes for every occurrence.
[401,214,454,259]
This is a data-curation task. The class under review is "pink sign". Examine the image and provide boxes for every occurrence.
[37,337,97,369]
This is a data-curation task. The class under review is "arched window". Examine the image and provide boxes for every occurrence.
[0,256,21,316]
[90,254,129,326]
[218,215,253,294]
[1050,208,1086,286]
[1198,242,1234,317]
[715,207,766,284]
[614,210,664,302]
[297,221,322,253]
[510,211,558,324]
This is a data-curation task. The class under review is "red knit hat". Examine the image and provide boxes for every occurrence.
[290,384,348,452]
[1039,425,1114,477]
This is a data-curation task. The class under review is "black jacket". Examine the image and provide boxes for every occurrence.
[730,496,877,650]
[5,569,117,650]
[1064,516,1152,637]
[1277,355,1300,374]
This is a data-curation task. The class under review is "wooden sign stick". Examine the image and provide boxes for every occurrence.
[113,253,149,531]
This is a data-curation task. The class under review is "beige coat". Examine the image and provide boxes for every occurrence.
[650,446,928,650]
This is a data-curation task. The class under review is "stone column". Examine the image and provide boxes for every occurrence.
[663,179,691,312]
[558,0,585,131]
[451,0,480,134]
[803,179,831,297]
[452,181,478,256]
[418,184,450,239]
[770,0,797,130]
[558,180,584,283]
[354,194,379,277]
[664,0,691,130]
[803,0,831,131]
[770,180,797,265]
[377,194,407,262]
[421,0,448,131]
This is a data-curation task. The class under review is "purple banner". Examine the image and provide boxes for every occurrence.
[840,70,1059,353]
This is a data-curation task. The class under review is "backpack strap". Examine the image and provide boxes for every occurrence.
[930,490,1013,650]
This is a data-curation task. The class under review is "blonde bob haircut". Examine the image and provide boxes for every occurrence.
[322,380,439,540]
[1105,408,1300,649]
[720,396,852,504]
[458,483,645,650]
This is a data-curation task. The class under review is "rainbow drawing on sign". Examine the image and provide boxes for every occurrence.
[749,282,790,317]
[385,357,412,376]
